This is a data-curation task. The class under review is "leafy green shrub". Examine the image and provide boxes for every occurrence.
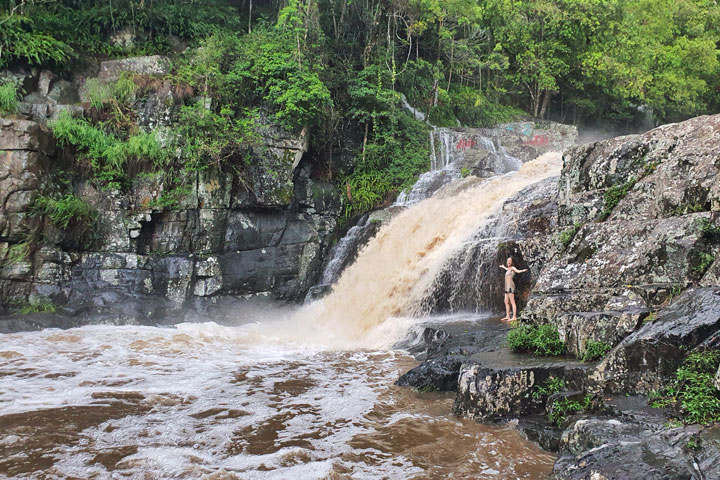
[460,167,472,178]
[176,28,331,132]
[0,14,74,67]
[558,222,582,250]
[34,193,97,232]
[87,72,138,109]
[507,324,566,356]
[175,103,260,172]
[651,350,720,424]
[600,178,637,220]
[19,298,56,315]
[643,311,657,324]
[532,376,566,400]
[0,80,20,115]
[547,395,592,426]
[447,86,523,127]
[582,340,612,362]
[50,111,169,187]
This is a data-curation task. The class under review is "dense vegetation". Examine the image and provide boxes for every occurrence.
[507,323,566,356]
[650,350,720,425]
[2,0,720,217]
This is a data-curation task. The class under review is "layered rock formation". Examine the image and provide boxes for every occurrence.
[0,56,340,323]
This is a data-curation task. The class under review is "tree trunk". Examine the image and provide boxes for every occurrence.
[539,90,552,119]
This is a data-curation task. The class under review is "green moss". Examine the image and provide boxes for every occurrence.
[582,340,612,362]
[599,178,637,221]
[507,324,566,356]
[558,222,583,250]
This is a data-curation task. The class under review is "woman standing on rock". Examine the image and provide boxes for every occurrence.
[500,257,527,322]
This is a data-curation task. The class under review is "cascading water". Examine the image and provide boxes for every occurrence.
[395,128,524,206]
[299,152,562,348]
[1,149,562,478]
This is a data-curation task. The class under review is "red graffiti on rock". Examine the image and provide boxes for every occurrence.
[524,135,549,146]
[456,138,477,150]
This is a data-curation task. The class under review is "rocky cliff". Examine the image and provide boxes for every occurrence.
[399,114,720,479]
[0,57,341,324]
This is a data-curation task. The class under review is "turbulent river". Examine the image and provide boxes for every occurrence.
[0,319,553,479]
[1,154,562,479]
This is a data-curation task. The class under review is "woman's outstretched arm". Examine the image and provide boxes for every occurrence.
[500,265,508,270]
[512,267,528,273]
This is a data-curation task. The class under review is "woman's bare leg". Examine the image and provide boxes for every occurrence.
[501,294,511,321]
[510,294,517,321]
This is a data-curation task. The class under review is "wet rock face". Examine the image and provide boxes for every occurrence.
[0,72,338,320]
[454,362,589,420]
[554,417,720,479]
[523,114,720,360]
[588,287,720,394]
[421,176,561,313]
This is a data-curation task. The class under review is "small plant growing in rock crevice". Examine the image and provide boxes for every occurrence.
[643,311,657,324]
[697,218,720,242]
[557,222,582,251]
[34,193,97,233]
[18,298,56,314]
[507,324,566,356]
[599,177,637,221]
[547,395,593,426]
[5,242,31,265]
[692,252,715,277]
[650,350,720,425]
[532,376,565,400]
[0,80,21,115]
[582,340,612,362]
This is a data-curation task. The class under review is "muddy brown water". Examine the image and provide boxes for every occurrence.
[0,322,554,479]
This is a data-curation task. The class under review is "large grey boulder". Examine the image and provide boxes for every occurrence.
[554,415,720,479]
[98,55,171,82]
[588,287,720,394]
[522,114,720,358]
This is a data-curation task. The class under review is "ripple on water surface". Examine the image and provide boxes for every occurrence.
[0,323,554,479]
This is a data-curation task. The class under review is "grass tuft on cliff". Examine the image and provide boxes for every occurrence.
[582,340,612,362]
[650,350,720,425]
[507,324,566,356]
[34,193,97,232]
[0,80,20,115]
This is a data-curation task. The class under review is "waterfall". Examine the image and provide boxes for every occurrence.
[297,152,562,348]
[396,128,523,206]
[320,215,375,285]
[400,94,426,122]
